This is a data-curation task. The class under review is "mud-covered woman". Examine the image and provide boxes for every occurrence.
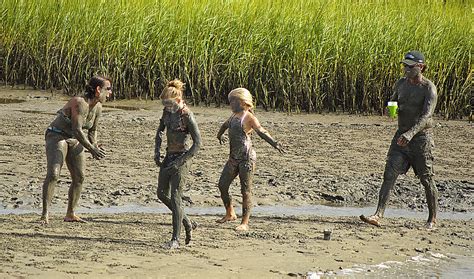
[40,75,111,224]
[154,79,201,249]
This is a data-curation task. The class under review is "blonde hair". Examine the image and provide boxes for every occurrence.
[228,87,254,109]
[160,79,185,100]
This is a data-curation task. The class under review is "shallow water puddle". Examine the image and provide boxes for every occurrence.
[1,204,472,220]
[103,104,146,111]
[315,253,474,279]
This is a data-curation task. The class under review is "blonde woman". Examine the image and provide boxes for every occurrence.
[216,88,284,231]
[154,79,201,249]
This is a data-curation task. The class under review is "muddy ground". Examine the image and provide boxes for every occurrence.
[0,87,472,278]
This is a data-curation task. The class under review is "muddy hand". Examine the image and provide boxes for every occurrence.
[154,153,162,167]
[217,135,227,145]
[274,142,286,154]
[91,146,106,160]
[397,135,409,147]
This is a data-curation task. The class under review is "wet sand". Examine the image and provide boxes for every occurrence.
[0,87,473,278]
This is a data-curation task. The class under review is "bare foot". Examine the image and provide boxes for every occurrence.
[359,215,381,227]
[185,220,198,245]
[216,214,237,223]
[235,224,249,231]
[40,215,49,225]
[162,240,179,250]
[64,215,87,223]
[425,221,436,230]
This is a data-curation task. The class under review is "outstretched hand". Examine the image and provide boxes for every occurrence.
[217,135,227,145]
[274,142,286,154]
[91,146,106,160]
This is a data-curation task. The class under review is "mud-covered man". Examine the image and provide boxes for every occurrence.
[360,51,438,229]
[155,79,201,249]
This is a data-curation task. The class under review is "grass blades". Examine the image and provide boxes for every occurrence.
[0,0,471,118]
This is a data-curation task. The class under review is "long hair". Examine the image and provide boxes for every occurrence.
[160,79,185,100]
[85,75,110,99]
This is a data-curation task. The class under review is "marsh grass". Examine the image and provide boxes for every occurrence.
[0,0,471,118]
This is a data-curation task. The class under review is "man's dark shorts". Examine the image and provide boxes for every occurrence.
[386,131,434,177]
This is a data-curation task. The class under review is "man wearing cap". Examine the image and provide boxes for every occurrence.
[360,50,438,229]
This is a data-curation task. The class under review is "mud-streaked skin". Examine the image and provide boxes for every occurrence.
[155,99,201,248]
[40,80,112,224]
[361,63,438,229]
[216,97,284,231]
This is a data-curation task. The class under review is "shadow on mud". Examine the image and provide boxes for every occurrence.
[0,98,26,104]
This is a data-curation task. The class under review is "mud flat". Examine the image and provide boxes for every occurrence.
[0,87,472,278]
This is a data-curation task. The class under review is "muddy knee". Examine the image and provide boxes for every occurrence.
[170,192,182,208]
[71,173,85,186]
[157,188,168,202]
[382,165,399,182]
[45,167,61,183]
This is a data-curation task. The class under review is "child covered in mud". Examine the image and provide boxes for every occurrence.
[216,88,284,231]
[154,79,201,249]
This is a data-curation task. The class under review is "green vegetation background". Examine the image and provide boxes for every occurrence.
[0,0,471,117]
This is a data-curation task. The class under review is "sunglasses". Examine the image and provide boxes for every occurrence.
[105,86,112,90]
[404,64,417,69]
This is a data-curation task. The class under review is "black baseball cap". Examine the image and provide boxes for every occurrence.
[401,50,425,66]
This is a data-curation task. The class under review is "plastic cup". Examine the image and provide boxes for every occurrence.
[387,101,398,118]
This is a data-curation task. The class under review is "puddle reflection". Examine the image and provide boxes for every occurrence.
[1,204,472,220]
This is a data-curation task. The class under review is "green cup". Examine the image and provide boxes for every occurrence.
[387,101,398,118]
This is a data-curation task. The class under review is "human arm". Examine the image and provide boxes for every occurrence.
[398,83,437,146]
[154,117,166,166]
[71,98,105,159]
[248,114,285,154]
[389,80,402,102]
[216,117,230,145]
[87,103,101,146]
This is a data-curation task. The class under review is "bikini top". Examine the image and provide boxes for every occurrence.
[57,106,96,130]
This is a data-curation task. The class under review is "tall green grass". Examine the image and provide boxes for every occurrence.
[0,0,471,118]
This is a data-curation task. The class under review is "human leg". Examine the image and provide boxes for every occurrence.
[411,133,438,228]
[235,161,254,231]
[157,167,172,208]
[64,140,86,222]
[157,166,180,249]
[157,165,195,243]
[420,174,438,228]
[360,139,407,227]
[216,160,239,223]
[163,164,191,248]
[41,133,68,224]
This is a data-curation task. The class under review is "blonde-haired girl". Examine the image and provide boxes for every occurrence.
[155,79,201,249]
[216,87,284,231]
